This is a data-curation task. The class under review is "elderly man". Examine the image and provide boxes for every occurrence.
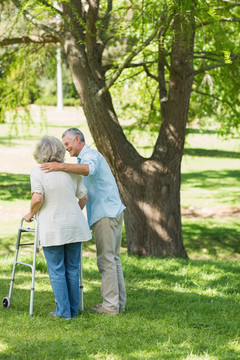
[41,128,126,315]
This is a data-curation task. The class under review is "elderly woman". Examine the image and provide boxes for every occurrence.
[24,136,91,320]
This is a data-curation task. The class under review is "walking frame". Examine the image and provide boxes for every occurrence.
[2,217,84,317]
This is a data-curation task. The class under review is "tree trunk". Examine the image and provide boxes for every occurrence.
[122,158,187,257]
[62,4,194,258]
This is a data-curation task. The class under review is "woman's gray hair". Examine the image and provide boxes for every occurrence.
[62,128,85,142]
[33,136,65,164]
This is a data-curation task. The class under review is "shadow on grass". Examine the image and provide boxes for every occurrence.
[181,169,240,190]
[186,128,219,135]
[0,234,17,255]
[130,146,240,159]
[0,135,40,147]
[182,221,240,257]
[120,256,240,286]
[186,127,240,137]
[183,148,240,158]
[0,172,31,201]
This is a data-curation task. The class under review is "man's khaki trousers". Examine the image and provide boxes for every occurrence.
[92,212,127,313]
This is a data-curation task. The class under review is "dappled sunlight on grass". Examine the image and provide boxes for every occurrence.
[182,218,240,260]
[0,173,31,201]
[181,169,239,190]
[1,254,239,359]
[0,341,9,353]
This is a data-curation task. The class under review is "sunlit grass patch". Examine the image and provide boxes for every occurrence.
[181,159,240,208]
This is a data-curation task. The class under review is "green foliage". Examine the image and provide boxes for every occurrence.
[0,43,52,123]
[188,1,240,134]
[0,44,78,117]
[0,1,78,119]
[105,0,240,136]
[35,61,77,102]
[111,70,161,131]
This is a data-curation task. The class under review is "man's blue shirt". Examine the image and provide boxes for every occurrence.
[78,144,125,228]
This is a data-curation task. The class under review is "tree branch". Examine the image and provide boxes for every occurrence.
[102,60,157,75]
[12,0,62,41]
[0,35,59,46]
[196,17,240,28]
[38,0,63,16]
[194,62,225,74]
[146,84,159,124]
[86,0,99,61]
[194,53,223,61]
[194,55,240,75]
[219,0,240,5]
[98,16,163,96]
[143,63,158,81]
[99,0,112,49]
[192,89,239,116]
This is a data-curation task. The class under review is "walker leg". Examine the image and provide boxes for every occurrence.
[79,243,84,312]
[2,228,22,309]
[29,226,38,317]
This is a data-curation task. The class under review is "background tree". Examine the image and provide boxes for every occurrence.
[0,0,239,257]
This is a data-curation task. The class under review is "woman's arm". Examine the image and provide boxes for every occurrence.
[24,192,44,222]
[78,194,88,210]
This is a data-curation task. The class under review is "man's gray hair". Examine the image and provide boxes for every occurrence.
[33,136,65,164]
[62,128,85,142]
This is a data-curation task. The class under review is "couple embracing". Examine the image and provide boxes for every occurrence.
[24,128,126,320]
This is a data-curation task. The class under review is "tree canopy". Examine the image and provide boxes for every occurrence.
[1,1,239,133]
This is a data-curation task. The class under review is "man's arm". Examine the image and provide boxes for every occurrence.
[40,162,89,176]
[24,192,44,222]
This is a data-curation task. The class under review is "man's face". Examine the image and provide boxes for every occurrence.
[62,135,81,157]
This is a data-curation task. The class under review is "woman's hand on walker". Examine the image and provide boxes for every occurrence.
[24,213,33,222]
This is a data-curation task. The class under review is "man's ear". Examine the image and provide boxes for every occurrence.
[76,135,81,143]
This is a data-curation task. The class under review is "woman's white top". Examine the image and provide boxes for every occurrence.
[30,166,91,247]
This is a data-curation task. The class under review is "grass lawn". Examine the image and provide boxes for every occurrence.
[0,106,239,359]
[0,253,239,359]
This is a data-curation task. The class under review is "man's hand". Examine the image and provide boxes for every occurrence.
[40,162,62,173]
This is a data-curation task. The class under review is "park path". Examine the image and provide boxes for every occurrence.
[181,206,240,218]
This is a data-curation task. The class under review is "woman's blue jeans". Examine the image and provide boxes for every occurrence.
[43,242,81,319]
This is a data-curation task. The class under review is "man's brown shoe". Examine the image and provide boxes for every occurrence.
[89,304,118,315]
